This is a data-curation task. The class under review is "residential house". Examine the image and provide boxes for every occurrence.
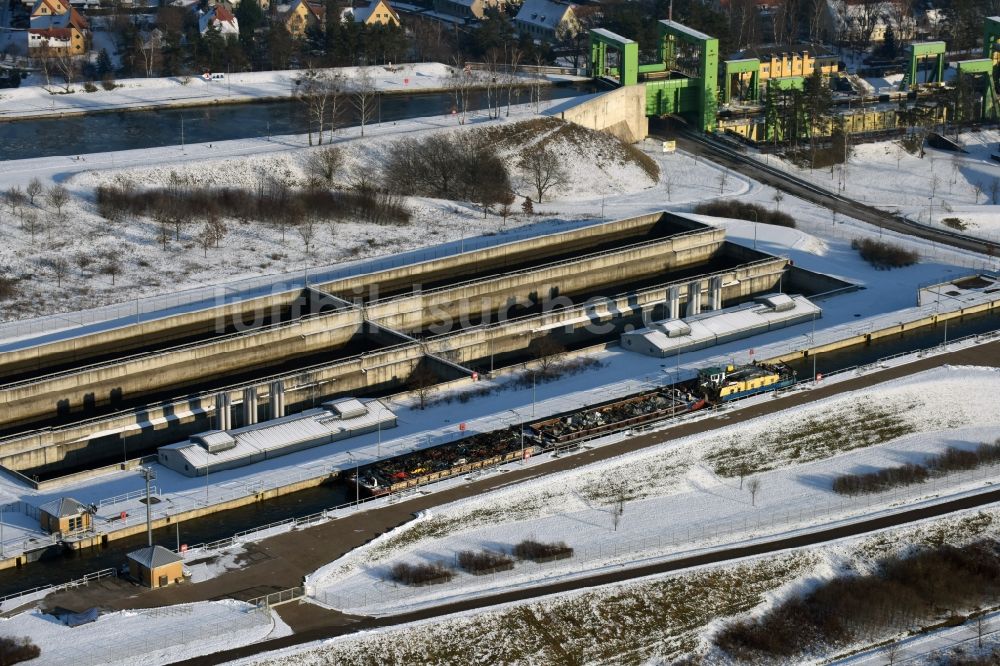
[347,0,400,26]
[222,0,271,10]
[199,4,240,35]
[28,0,89,54]
[278,0,325,37]
[515,0,578,41]
[432,0,504,21]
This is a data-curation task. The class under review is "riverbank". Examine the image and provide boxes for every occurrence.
[0,62,571,123]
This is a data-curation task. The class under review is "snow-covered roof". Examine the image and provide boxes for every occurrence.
[158,399,396,475]
[590,28,633,44]
[199,5,239,34]
[128,545,183,569]
[350,0,397,22]
[621,295,822,357]
[38,496,87,517]
[658,19,712,42]
[515,0,573,31]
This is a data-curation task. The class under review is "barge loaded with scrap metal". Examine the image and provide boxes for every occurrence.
[351,362,797,497]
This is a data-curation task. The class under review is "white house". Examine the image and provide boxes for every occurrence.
[514,0,578,41]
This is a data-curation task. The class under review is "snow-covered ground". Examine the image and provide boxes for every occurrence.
[0,63,517,120]
[2,599,289,666]
[0,99,709,326]
[225,505,1000,666]
[306,366,1000,616]
[766,129,1000,243]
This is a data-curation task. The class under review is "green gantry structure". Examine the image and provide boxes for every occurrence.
[903,42,946,90]
[588,18,719,132]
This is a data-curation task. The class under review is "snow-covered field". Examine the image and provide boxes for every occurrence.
[228,505,1000,666]
[768,129,1000,242]
[2,599,289,666]
[306,366,1000,617]
[0,101,744,324]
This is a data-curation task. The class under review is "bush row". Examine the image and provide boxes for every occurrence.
[693,200,796,228]
[96,183,409,228]
[833,441,1000,496]
[715,540,1000,659]
[851,238,919,269]
[388,540,573,586]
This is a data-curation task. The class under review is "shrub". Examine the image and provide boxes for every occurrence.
[388,561,454,586]
[942,217,967,231]
[83,81,98,93]
[0,636,41,664]
[101,77,117,91]
[513,539,574,562]
[0,275,18,301]
[457,550,515,575]
[832,441,1000,496]
[693,201,795,228]
[851,238,919,269]
[715,541,1000,660]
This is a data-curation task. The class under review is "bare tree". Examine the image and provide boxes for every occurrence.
[976,613,986,648]
[46,256,69,286]
[503,48,523,117]
[99,255,121,284]
[297,213,317,255]
[747,477,762,506]
[529,336,566,375]
[4,186,26,216]
[607,479,628,531]
[991,177,1000,205]
[447,59,474,125]
[46,185,69,217]
[773,190,785,211]
[408,364,438,409]
[22,211,39,244]
[973,181,984,204]
[352,69,378,137]
[26,178,43,206]
[519,147,567,203]
[498,190,515,228]
[136,30,162,78]
[306,146,343,186]
[298,69,343,146]
[884,640,900,665]
[197,221,214,257]
[737,461,752,490]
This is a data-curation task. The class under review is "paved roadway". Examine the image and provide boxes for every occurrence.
[39,340,1000,664]
[659,124,1000,258]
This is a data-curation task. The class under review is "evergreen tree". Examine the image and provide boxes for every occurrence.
[234,0,264,48]
[96,48,113,77]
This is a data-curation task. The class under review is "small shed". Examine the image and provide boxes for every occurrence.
[127,545,184,589]
[38,497,91,535]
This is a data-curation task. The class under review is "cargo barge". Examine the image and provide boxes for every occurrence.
[698,362,796,402]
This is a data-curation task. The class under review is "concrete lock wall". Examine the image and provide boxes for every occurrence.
[316,212,678,300]
[0,308,367,430]
[553,85,650,143]
[425,257,789,366]
[0,289,310,380]
[367,229,726,334]
[0,343,427,474]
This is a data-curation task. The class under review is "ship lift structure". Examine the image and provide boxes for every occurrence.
[587,15,1000,141]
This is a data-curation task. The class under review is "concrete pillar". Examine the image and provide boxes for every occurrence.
[215,392,231,431]
[269,380,285,420]
[687,281,701,316]
[709,276,723,311]
[667,285,681,320]
[242,387,258,426]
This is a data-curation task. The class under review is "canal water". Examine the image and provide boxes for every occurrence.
[1,83,595,161]
[1,310,996,597]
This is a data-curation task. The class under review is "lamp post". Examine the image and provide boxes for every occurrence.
[140,466,156,548]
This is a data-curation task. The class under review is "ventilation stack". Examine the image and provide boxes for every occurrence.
[215,392,232,431]
[667,285,681,320]
[687,280,702,316]
[242,387,258,426]
[269,380,285,419]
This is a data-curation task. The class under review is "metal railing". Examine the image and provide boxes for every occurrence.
[247,586,305,608]
[99,486,161,508]
[0,567,116,612]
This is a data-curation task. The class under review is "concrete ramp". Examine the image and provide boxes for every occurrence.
[545,85,649,143]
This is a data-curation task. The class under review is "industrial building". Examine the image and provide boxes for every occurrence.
[158,398,396,477]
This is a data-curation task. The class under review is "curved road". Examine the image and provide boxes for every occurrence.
[658,123,1000,257]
